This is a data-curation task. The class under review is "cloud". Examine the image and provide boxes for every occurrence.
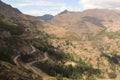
[3,0,82,16]
[11,0,68,16]
[60,5,81,12]
[24,9,59,16]
[23,6,81,16]
[9,0,82,16]
[13,0,66,7]
[80,0,120,10]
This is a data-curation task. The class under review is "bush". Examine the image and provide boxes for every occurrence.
[108,72,117,79]
[0,47,13,63]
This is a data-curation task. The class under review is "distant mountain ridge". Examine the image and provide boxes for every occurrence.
[58,9,69,15]
[37,14,54,21]
[50,9,120,39]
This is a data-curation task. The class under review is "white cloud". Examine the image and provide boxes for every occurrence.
[3,0,82,16]
[60,5,81,12]
[10,0,82,16]
[24,6,81,16]
[13,0,66,7]
[80,0,120,10]
[24,10,45,16]
[13,3,31,7]
[24,10,59,16]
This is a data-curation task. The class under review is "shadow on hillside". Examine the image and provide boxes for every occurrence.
[102,54,120,65]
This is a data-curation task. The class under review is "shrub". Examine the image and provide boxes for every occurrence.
[108,72,117,79]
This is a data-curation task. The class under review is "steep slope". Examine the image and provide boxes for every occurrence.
[0,0,44,33]
[0,1,45,80]
[0,61,42,80]
[51,9,120,39]
[80,9,120,32]
[51,10,102,39]
[0,0,21,18]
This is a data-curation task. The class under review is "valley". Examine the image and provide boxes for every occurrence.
[0,0,120,80]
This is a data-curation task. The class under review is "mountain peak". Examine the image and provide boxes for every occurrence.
[59,9,69,15]
[37,14,54,21]
[0,0,22,14]
[0,0,3,3]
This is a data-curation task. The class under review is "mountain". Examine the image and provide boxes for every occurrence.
[0,0,44,34]
[45,9,120,79]
[37,14,54,21]
[58,9,69,15]
[0,0,22,15]
[0,0,120,80]
[50,9,120,39]
[0,1,46,80]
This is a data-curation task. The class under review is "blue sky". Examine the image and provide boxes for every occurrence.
[2,0,120,16]
[2,0,83,16]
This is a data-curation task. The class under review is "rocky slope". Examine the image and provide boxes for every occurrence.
[50,9,120,39]
[0,1,45,80]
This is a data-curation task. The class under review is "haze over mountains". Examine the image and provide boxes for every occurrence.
[51,9,120,31]
[37,14,54,21]
[0,0,120,80]
[39,8,120,39]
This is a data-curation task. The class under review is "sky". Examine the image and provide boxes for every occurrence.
[2,0,120,16]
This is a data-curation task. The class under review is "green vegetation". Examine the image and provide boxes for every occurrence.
[34,60,101,79]
[0,38,14,63]
[92,28,106,41]
[33,33,70,61]
[20,53,37,62]
[0,20,24,35]
[92,29,120,41]
[38,43,70,61]
[0,47,13,63]
[66,34,82,41]
[108,72,117,79]
[107,31,120,39]
[0,61,42,80]
[47,48,71,61]
[31,32,102,79]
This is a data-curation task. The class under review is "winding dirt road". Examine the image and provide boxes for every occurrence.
[13,45,49,80]
[30,45,36,54]
[26,52,49,80]
[13,55,20,67]
[28,52,48,65]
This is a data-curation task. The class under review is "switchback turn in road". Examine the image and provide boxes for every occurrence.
[13,45,49,80]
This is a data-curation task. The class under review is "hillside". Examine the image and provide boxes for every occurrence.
[50,9,120,39]
[0,61,42,80]
[0,1,46,80]
[45,9,120,79]
[0,0,120,80]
